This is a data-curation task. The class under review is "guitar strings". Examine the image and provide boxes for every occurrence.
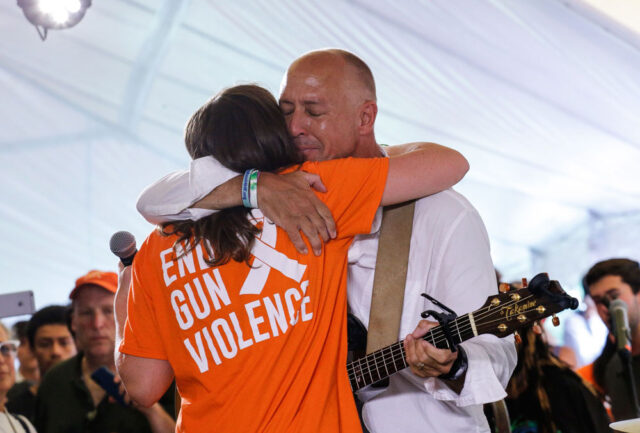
[350,293,536,372]
[348,309,537,384]
[348,294,543,381]
[348,293,541,381]
[348,307,533,385]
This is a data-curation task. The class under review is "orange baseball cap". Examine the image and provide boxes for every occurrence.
[69,270,118,299]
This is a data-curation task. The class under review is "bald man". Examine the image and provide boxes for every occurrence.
[136,49,516,433]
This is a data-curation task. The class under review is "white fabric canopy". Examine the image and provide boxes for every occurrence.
[1,0,639,313]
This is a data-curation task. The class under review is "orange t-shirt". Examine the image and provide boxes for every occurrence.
[120,157,389,433]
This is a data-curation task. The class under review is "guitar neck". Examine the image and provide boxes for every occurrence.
[347,313,476,391]
[346,274,579,392]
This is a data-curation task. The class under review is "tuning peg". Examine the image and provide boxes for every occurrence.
[499,283,510,293]
[521,278,528,288]
[514,331,522,344]
[552,314,560,327]
[532,321,543,335]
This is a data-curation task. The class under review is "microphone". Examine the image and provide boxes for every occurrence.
[610,299,632,354]
[110,231,137,266]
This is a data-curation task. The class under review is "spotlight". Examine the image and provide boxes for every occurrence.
[17,0,91,41]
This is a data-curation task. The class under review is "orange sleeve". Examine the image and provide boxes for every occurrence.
[577,362,603,394]
[119,235,168,360]
[305,157,389,239]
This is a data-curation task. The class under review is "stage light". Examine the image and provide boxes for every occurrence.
[17,0,91,41]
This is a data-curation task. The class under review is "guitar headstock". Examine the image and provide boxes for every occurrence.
[474,273,579,338]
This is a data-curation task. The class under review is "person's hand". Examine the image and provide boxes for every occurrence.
[110,373,133,406]
[404,320,458,378]
[257,171,336,255]
[110,373,151,411]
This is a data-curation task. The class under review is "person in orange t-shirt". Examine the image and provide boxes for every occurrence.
[115,84,468,433]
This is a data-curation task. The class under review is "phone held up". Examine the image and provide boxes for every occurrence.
[90,366,128,407]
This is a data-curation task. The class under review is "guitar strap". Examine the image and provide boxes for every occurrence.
[365,200,415,354]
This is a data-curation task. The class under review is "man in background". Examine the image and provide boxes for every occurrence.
[7,305,77,420]
[35,270,176,433]
[584,258,640,421]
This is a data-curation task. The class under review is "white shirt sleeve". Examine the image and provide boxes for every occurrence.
[397,195,517,406]
[136,156,238,224]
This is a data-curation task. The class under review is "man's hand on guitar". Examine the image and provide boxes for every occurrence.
[258,171,336,256]
[404,319,458,378]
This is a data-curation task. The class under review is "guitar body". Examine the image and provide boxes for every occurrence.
[347,313,368,362]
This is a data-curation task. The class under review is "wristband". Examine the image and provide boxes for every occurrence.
[242,169,253,208]
[248,170,260,208]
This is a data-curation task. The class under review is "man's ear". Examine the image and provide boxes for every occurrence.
[358,101,378,135]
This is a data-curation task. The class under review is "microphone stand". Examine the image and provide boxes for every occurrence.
[618,347,640,418]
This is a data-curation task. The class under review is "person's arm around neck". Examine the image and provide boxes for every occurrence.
[137,142,467,217]
[136,141,467,253]
[191,175,242,210]
[136,156,238,225]
[198,141,468,212]
[381,142,468,206]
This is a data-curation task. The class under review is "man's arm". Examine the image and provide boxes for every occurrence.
[382,142,468,206]
[137,142,468,254]
[400,199,516,404]
[136,156,238,225]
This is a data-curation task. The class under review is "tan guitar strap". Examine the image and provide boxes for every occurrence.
[366,200,416,354]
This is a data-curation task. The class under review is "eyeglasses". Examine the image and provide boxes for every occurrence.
[0,340,18,358]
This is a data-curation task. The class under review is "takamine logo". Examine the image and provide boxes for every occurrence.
[500,300,536,320]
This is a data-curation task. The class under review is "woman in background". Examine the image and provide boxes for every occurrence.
[505,323,610,433]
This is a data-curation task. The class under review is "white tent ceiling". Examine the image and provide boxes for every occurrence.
[1,0,639,310]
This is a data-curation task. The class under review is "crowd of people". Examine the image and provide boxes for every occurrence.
[1,272,176,433]
[1,48,638,433]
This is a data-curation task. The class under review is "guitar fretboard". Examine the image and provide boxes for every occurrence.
[347,313,476,391]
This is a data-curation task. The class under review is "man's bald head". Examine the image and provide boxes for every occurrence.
[285,49,376,104]
[278,48,380,161]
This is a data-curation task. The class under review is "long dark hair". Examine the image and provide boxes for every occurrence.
[507,326,561,433]
[506,325,601,433]
[593,337,616,394]
[161,85,303,266]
